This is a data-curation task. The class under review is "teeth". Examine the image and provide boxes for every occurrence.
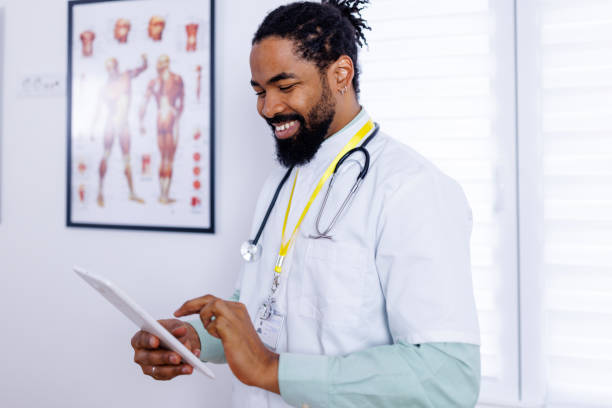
[275,121,296,132]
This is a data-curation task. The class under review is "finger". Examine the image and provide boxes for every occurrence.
[199,300,217,328]
[175,335,196,354]
[131,330,160,350]
[169,327,200,354]
[134,349,182,366]
[203,299,237,334]
[174,294,216,317]
[144,364,194,381]
[204,318,220,339]
[170,325,187,337]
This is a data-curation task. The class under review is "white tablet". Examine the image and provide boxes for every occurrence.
[74,266,215,379]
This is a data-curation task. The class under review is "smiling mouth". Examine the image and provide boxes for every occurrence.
[274,120,300,139]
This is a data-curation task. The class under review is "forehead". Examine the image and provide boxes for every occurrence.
[250,37,317,82]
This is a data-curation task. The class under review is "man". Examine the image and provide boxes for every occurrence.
[139,55,185,204]
[91,55,147,207]
[131,1,481,407]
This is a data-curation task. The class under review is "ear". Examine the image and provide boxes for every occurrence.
[330,55,355,94]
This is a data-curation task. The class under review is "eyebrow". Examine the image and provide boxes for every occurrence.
[250,72,297,87]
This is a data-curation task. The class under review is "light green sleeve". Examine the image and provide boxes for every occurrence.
[279,342,481,408]
[187,290,241,364]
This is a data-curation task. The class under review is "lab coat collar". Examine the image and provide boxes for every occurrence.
[298,107,372,170]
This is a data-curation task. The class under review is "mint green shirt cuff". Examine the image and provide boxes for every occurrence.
[279,353,331,407]
[279,342,480,408]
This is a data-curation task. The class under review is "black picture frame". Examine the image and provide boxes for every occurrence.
[66,0,215,233]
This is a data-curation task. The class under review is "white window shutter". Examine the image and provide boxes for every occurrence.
[533,0,612,405]
[359,0,520,403]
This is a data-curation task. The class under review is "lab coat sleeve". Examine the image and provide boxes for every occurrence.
[188,289,241,364]
[375,165,480,345]
[279,342,481,408]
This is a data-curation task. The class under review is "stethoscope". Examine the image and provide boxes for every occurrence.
[240,123,380,262]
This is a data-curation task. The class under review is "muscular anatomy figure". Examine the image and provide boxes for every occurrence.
[79,30,95,57]
[139,55,184,204]
[114,18,131,43]
[195,65,202,102]
[148,16,165,41]
[91,55,148,207]
[185,23,198,52]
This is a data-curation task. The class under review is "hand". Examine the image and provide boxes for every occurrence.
[174,295,280,394]
[131,319,201,381]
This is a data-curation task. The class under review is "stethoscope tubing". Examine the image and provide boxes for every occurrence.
[251,165,294,246]
[247,123,380,251]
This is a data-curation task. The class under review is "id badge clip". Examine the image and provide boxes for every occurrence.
[255,301,285,351]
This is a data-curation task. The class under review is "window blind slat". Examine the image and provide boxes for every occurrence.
[360,2,519,401]
[539,1,612,404]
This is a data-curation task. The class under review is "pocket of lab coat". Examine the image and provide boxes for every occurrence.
[299,238,367,327]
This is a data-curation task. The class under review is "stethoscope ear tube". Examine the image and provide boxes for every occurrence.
[333,146,370,179]
[251,166,294,246]
[312,123,379,239]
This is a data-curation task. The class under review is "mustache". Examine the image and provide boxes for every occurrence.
[266,114,304,127]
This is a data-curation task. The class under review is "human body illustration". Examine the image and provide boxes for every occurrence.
[79,30,95,57]
[139,55,185,204]
[148,16,165,41]
[186,23,198,51]
[114,18,131,43]
[91,55,148,207]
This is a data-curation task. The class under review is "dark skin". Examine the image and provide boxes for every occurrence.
[131,36,361,392]
[131,319,199,379]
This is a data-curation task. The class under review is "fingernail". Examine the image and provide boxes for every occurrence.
[149,337,156,347]
[170,355,180,364]
[182,366,191,374]
[194,349,201,357]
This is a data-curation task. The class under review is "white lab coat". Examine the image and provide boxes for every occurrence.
[232,110,480,407]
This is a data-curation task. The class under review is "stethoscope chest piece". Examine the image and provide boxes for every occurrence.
[241,240,262,262]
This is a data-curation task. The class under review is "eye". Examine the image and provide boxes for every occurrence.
[279,84,297,92]
[254,90,265,97]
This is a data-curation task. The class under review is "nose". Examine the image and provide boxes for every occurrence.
[260,91,285,119]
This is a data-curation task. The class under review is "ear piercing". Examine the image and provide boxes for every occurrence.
[339,86,348,95]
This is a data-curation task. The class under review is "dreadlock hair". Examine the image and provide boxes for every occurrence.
[252,0,371,95]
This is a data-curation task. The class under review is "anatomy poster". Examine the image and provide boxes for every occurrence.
[67,0,215,232]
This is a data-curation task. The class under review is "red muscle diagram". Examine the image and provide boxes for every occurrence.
[148,16,165,41]
[186,23,198,52]
[80,30,95,57]
[114,18,131,43]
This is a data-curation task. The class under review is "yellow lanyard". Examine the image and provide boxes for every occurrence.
[274,119,374,274]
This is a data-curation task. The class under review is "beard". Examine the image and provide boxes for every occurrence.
[267,80,335,168]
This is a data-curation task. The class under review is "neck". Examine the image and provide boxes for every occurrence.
[326,98,362,138]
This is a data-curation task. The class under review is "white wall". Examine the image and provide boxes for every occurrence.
[0,5,3,221]
[0,0,285,407]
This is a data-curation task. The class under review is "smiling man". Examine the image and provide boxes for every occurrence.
[131,1,481,407]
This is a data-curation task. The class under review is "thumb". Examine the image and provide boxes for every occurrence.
[171,325,188,337]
